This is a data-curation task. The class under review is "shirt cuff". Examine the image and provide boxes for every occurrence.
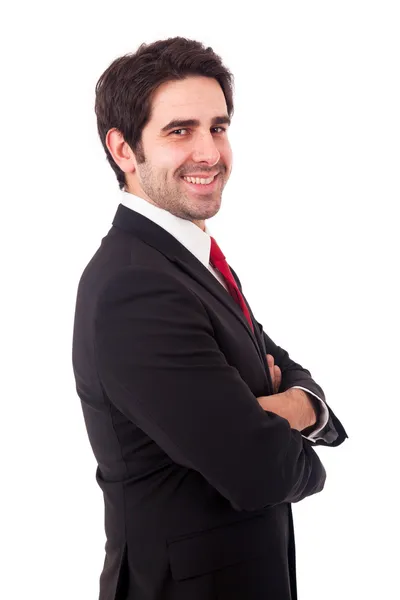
[290,386,330,441]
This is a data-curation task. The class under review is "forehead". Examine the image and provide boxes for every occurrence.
[148,76,228,125]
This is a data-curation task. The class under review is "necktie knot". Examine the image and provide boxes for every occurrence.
[209,236,226,267]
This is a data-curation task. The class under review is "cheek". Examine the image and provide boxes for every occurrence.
[155,145,189,173]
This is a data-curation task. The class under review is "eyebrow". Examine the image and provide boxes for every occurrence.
[161,115,231,133]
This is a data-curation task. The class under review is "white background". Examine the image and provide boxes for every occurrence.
[1,1,399,598]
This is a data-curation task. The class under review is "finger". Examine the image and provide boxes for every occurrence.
[266,354,276,390]
[274,365,282,393]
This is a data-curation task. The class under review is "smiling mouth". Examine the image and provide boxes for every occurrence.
[180,173,220,185]
[181,173,218,185]
[179,174,221,195]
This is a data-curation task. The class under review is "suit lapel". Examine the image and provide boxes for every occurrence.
[112,204,266,364]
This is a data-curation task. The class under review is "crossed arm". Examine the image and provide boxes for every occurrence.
[95,266,333,510]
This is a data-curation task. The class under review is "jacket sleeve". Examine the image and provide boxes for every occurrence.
[94,266,327,511]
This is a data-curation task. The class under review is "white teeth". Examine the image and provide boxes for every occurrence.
[183,175,215,185]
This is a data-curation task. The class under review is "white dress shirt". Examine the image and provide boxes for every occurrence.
[119,190,329,441]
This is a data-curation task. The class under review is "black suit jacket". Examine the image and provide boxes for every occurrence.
[72,203,347,600]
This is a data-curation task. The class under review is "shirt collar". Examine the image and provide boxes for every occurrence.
[119,191,213,268]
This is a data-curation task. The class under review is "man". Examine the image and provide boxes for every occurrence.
[72,37,348,600]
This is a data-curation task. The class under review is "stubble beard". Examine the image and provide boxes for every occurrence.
[137,160,224,223]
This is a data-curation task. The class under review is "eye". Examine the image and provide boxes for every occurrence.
[212,126,227,134]
[171,129,189,136]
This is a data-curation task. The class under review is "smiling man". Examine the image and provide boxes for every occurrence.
[72,37,347,600]
[106,76,232,230]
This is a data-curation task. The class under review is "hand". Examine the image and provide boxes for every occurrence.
[256,388,317,432]
[266,354,281,394]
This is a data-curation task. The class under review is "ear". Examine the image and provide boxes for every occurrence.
[105,128,137,174]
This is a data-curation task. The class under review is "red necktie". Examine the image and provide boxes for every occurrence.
[209,236,254,332]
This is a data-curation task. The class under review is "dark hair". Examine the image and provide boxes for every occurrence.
[94,37,235,189]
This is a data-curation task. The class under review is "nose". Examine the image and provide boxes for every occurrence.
[191,132,220,166]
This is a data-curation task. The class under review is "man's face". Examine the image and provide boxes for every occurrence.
[126,76,233,229]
